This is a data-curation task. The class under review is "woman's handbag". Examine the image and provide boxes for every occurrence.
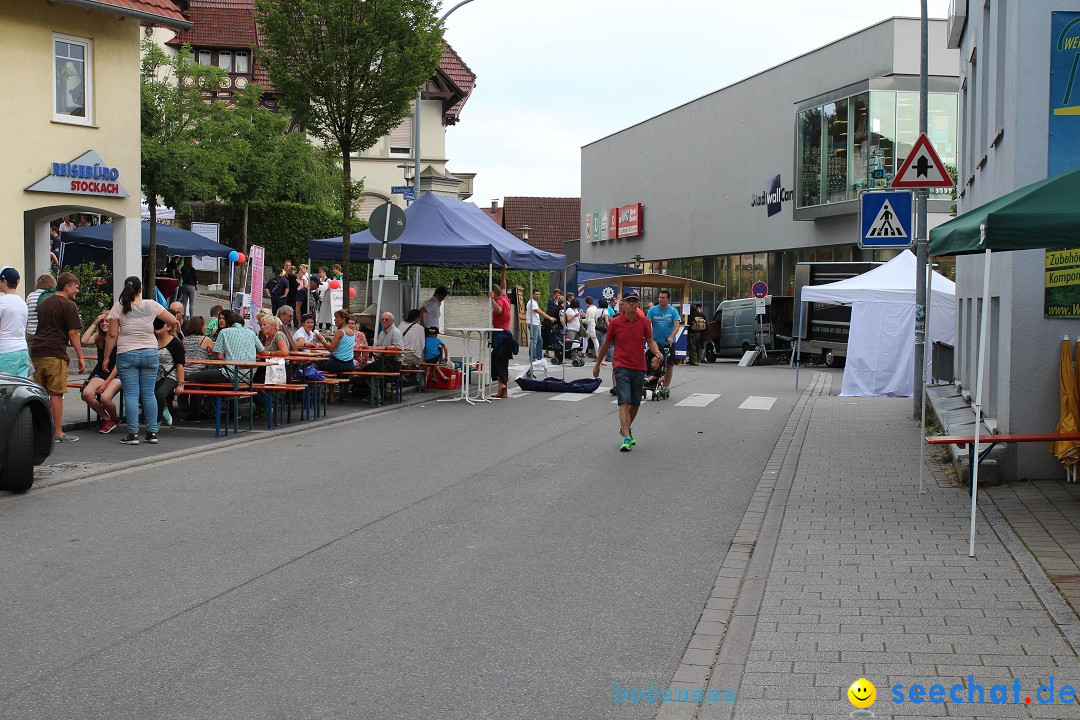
[265,358,287,385]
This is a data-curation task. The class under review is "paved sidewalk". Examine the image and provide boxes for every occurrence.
[664,373,1079,720]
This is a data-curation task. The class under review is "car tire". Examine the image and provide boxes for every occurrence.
[704,343,717,364]
[0,406,35,493]
[823,350,845,368]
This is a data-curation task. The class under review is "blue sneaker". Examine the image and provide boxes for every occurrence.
[620,436,632,452]
[629,432,636,447]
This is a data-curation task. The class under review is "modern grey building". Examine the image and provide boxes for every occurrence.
[580,17,959,313]
[949,0,1080,481]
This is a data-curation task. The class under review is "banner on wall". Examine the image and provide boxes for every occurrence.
[1045,12,1080,317]
[1045,249,1080,318]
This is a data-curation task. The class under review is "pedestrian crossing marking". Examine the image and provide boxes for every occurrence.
[739,396,776,410]
[551,392,591,401]
[864,199,907,239]
[675,393,721,407]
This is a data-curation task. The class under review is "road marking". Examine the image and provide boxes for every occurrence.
[551,392,590,401]
[675,393,721,408]
[739,396,776,410]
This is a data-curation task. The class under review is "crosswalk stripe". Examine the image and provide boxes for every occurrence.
[739,396,777,410]
[675,393,721,407]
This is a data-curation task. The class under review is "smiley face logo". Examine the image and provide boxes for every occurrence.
[848,678,876,709]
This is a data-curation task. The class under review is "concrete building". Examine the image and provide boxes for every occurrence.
[580,18,959,316]
[948,0,1080,480]
[3,0,190,294]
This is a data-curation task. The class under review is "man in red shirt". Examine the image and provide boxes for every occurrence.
[593,291,659,451]
[489,285,514,398]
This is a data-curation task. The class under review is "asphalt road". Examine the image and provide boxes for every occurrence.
[0,360,818,719]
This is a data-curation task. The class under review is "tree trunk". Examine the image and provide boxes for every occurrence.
[148,196,157,295]
[241,201,249,254]
[340,145,352,311]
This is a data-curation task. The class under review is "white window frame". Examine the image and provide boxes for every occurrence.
[52,33,92,126]
[235,51,249,74]
[197,50,212,66]
[218,51,232,72]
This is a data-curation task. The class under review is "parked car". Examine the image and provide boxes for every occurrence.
[0,373,53,493]
[704,296,793,362]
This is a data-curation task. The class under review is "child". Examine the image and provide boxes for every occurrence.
[424,326,450,382]
[644,348,665,394]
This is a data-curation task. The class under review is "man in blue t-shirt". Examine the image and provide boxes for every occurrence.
[646,290,681,389]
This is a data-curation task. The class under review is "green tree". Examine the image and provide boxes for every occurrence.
[255,0,444,308]
[140,40,226,293]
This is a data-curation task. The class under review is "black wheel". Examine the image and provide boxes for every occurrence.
[742,342,751,355]
[0,406,35,493]
[572,358,584,368]
[704,342,717,363]
[823,350,845,368]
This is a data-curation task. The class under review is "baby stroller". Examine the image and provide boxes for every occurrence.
[548,325,586,367]
[643,347,670,401]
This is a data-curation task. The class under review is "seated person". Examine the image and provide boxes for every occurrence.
[349,315,371,368]
[644,349,665,391]
[398,309,425,363]
[183,310,265,420]
[423,326,450,382]
[80,312,122,434]
[293,313,326,349]
[318,309,356,374]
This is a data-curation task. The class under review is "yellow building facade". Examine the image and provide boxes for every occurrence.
[0,0,188,294]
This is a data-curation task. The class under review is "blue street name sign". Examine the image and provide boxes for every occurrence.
[391,185,413,194]
[403,190,417,201]
[859,190,914,249]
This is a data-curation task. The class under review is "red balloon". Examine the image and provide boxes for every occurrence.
[328,279,341,290]
[236,252,246,264]
[349,287,357,298]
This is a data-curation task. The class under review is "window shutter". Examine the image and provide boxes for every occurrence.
[387,117,413,153]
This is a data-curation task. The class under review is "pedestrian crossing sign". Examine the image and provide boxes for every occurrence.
[859,190,913,248]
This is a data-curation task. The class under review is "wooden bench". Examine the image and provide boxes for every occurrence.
[250,383,309,426]
[337,370,400,406]
[926,432,1080,485]
[178,388,257,437]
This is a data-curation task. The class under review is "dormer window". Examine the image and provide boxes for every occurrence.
[217,51,232,72]
[235,52,249,74]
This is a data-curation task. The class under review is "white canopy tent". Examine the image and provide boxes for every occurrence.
[800,250,956,397]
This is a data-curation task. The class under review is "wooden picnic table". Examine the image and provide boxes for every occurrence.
[195,358,276,433]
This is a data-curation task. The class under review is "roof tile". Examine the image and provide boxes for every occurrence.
[500,197,582,254]
[91,0,187,25]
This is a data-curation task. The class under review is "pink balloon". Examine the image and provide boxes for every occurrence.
[328,279,341,290]
[349,287,357,298]
[236,252,246,264]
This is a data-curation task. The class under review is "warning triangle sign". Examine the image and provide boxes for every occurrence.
[865,199,908,239]
[892,133,954,188]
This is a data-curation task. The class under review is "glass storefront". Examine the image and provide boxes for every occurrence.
[797,90,958,208]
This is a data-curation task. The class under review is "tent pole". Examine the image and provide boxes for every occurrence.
[969,242,992,558]
[529,272,534,364]
[919,257,932,495]
[563,265,569,381]
[795,300,804,389]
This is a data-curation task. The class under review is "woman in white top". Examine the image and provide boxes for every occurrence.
[583,296,600,358]
[563,298,582,342]
[103,276,180,445]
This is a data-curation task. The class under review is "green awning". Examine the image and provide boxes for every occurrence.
[929,167,1080,256]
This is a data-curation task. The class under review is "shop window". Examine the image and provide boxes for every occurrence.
[834,245,853,262]
[849,93,871,196]
[53,34,91,124]
[928,93,959,198]
[782,250,797,296]
[235,52,249,74]
[797,108,822,207]
[869,91,897,184]
[218,51,232,72]
[824,100,848,202]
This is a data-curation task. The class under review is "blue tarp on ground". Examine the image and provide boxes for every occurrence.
[309,192,567,270]
[61,221,237,258]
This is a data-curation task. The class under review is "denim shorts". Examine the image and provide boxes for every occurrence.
[614,366,645,407]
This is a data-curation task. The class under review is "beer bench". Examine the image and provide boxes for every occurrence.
[178,388,257,437]
[926,433,1080,485]
[337,370,400,407]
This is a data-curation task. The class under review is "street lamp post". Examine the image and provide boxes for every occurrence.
[411,0,476,203]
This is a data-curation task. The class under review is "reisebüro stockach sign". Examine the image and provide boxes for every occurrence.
[750,174,792,217]
[25,150,128,198]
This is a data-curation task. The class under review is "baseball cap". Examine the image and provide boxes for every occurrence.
[622,290,640,302]
[0,267,20,286]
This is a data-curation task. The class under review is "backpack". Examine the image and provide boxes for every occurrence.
[595,310,609,331]
[691,315,707,332]
[36,288,58,311]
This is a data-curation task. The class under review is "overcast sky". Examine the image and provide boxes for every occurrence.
[441,0,952,207]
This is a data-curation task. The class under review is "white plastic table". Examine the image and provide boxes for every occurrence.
[439,327,500,404]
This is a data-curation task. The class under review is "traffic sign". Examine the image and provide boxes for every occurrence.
[390,185,412,194]
[369,202,406,243]
[751,281,769,298]
[859,190,913,248]
[891,133,955,188]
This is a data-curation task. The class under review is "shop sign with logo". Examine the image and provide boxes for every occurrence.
[750,174,791,217]
[608,208,618,240]
[25,150,128,198]
[615,203,643,238]
[592,212,601,243]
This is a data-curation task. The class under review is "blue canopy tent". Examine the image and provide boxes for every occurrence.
[60,221,237,258]
[308,192,566,270]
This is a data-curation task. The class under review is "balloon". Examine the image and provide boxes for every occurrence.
[236,252,246,264]
[328,279,341,290]
[228,250,239,263]
[349,287,356,298]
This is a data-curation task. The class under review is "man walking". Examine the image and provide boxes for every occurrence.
[0,268,31,378]
[31,272,85,443]
[525,288,553,362]
[593,291,659,452]
[647,290,681,391]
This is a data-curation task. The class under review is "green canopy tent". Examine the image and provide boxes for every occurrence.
[929,167,1080,557]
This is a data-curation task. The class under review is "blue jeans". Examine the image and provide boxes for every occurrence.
[117,347,159,435]
[529,324,543,361]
